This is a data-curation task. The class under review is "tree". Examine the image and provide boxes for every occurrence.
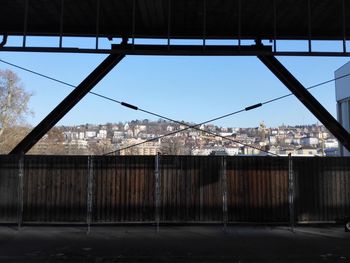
[89,139,115,155]
[29,127,67,155]
[160,137,188,155]
[0,69,33,153]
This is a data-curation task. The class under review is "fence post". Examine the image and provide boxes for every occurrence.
[87,156,94,234]
[17,154,24,231]
[155,153,161,233]
[288,153,295,232]
[221,156,228,232]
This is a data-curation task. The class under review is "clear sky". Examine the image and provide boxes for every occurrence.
[0,37,349,128]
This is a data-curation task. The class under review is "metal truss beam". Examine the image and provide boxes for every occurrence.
[2,44,350,57]
[258,55,350,152]
[10,53,125,154]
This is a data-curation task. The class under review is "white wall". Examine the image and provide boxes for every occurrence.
[335,62,350,156]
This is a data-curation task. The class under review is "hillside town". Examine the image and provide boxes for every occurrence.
[32,120,339,156]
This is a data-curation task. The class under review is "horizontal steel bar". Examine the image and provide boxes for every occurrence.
[2,45,350,57]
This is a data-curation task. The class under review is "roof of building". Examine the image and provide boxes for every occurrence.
[1,0,348,40]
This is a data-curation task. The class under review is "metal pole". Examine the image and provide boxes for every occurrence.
[155,153,161,233]
[221,156,228,232]
[238,0,242,48]
[288,153,295,232]
[273,0,277,52]
[59,0,64,48]
[167,0,171,48]
[17,154,24,231]
[95,0,100,49]
[131,0,136,47]
[22,0,29,48]
[307,0,312,53]
[202,0,206,48]
[342,0,347,53]
[87,156,94,234]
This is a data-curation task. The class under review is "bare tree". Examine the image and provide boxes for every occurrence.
[160,137,188,155]
[0,69,33,153]
[0,126,31,154]
[89,139,115,155]
[29,127,67,155]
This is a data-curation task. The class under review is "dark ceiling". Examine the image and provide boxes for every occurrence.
[0,0,349,40]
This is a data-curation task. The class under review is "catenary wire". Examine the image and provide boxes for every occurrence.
[0,58,271,154]
[1,58,349,156]
[105,106,275,156]
[2,58,350,108]
[2,57,350,111]
[0,58,272,154]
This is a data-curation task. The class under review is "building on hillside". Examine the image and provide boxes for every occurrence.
[335,61,350,156]
[300,137,319,147]
[119,139,160,155]
[85,131,96,138]
[97,129,107,139]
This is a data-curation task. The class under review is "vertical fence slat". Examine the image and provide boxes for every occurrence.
[0,155,349,224]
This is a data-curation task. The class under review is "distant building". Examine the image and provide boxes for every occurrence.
[166,125,174,132]
[324,139,339,149]
[97,129,107,139]
[324,148,339,156]
[335,61,350,156]
[85,131,96,138]
[300,137,319,147]
[269,136,277,145]
[225,147,240,156]
[295,147,319,156]
[119,139,160,155]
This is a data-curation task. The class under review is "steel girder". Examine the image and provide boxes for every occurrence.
[10,53,125,154]
[258,55,350,152]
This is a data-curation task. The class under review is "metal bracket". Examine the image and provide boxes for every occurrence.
[258,54,350,152]
[0,34,8,47]
[10,53,125,154]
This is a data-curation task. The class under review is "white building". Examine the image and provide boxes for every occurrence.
[85,131,96,138]
[79,132,85,140]
[324,139,339,149]
[226,147,240,156]
[300,137,319,147]
[335,61,350,156]
[97,129,107,139]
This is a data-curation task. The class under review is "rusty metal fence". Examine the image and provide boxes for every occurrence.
[0,155,349,225]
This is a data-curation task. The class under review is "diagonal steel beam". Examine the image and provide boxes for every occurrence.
[258,55,350,151]
[10,53,125,154]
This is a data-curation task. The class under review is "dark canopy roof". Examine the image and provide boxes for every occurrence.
[0,0,349,40]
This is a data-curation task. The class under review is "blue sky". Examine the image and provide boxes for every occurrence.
[0,38,349,128]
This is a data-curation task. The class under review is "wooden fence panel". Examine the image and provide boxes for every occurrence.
[0,155,349,223]
[0,155,19,223]
[226,157,289,222]
[294,157,350,222]
[92,156,155,222]
[159,156,222,222]
[23,156,88,222]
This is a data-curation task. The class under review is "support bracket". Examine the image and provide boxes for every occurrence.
[258,54,350,151]
[10,53,125,154]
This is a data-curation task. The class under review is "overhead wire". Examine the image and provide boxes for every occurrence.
[0,57,274,155]
[1,58,349,156]
[108,104,274,156]
[104,71,350,156]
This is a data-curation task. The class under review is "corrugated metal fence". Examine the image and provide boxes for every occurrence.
[0,155,349,224]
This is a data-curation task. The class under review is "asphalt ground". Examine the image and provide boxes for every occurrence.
[0,225,349,262]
